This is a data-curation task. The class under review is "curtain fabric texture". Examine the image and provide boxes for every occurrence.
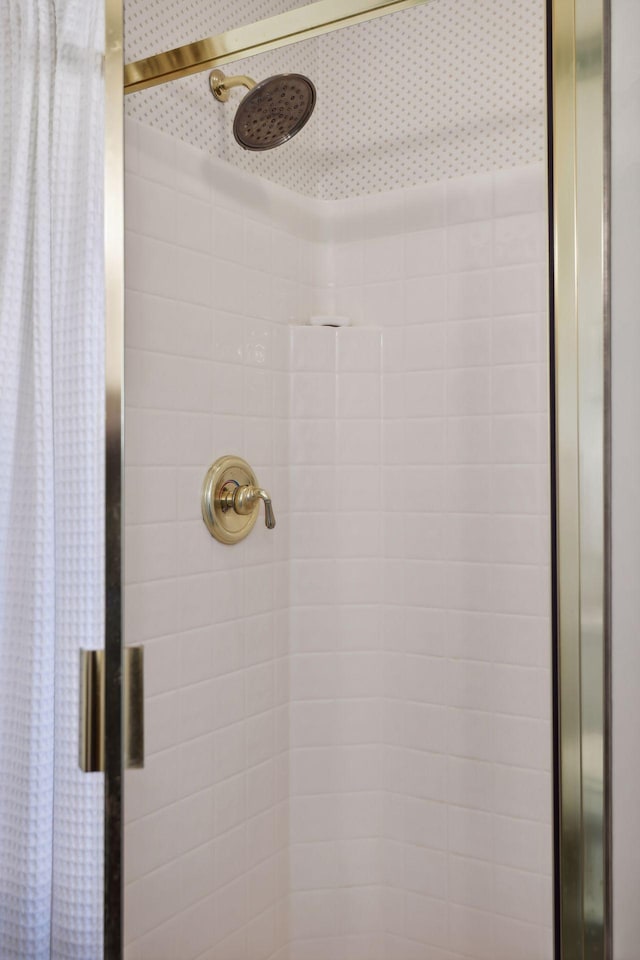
[0,2,104,957]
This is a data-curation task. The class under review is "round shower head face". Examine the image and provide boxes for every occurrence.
[233,74,316,151]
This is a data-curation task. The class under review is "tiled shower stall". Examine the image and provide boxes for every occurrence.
[123,2,552,958]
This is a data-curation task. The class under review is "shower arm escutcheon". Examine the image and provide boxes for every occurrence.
[201,455,276,544]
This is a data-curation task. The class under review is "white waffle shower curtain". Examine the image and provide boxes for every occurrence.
[0,1,104,957]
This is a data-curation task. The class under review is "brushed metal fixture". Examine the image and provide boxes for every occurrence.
[105,0,125,950]
[80,649,104,774]
[550,0,610,953]
[209,69,256,101]
[79,647,144,773]
[202,455,276,544]
[124,646,145,769]
[210,70,316,151]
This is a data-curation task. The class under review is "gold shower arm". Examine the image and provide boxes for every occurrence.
[209,70,256,102]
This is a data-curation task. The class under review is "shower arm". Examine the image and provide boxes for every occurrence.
[209,70,256,102]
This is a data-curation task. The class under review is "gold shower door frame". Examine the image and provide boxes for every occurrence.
[104,0,125,955]
[549,0,611,956]
[104,0,612,955]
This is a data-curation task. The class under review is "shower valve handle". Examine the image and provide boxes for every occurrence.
[201,456,276,544]
[221,482,276,530]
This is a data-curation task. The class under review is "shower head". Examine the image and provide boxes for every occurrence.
[209,69,316,151]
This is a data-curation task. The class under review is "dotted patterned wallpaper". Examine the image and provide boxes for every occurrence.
[124,0,546,199]
[314,0,546,198]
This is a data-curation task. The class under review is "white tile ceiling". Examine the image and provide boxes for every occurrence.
[124,0,546,199]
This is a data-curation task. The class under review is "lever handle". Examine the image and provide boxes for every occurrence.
[260,493,276,530]
[226,483,276,529]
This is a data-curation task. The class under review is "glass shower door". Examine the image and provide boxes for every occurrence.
[120,2,556,959]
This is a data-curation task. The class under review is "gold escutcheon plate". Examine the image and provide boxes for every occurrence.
[201,455,259,544]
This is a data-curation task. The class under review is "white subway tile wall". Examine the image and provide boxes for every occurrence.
[287,161,552,960]
[125,114,552,960]
[123,118,315,960]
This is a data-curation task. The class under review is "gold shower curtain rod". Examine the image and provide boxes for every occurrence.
[124,0,431,94]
